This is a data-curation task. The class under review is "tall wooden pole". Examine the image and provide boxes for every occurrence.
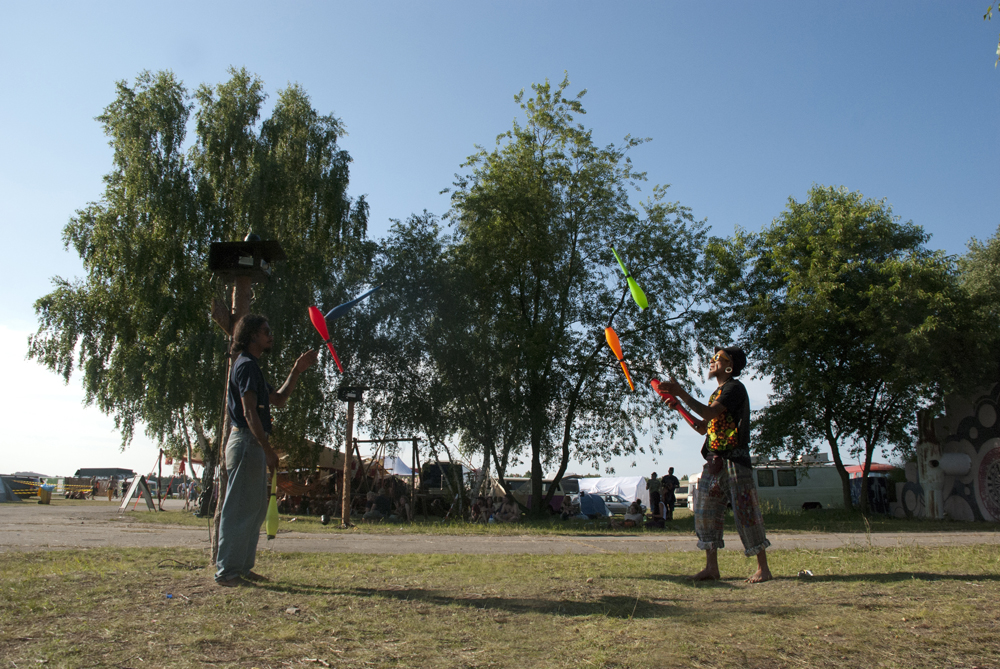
[340,398,356,528]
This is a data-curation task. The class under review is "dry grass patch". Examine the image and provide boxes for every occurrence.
[2,546,998,668]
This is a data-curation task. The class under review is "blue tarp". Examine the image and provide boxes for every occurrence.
[0,476,23,502]
[579,492,611,518]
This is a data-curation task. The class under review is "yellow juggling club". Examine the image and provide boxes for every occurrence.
[604,326,635,391]
[265,471,279,540]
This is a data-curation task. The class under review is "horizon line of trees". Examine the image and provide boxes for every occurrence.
[28,68,1000,514]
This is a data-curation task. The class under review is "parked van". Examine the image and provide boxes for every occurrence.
[674,483,689,508]
[688,455,845,511]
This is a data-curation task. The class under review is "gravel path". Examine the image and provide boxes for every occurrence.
[2,499,997,555]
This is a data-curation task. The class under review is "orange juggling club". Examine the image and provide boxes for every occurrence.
[308,305,344,373]
[604,327,635,391]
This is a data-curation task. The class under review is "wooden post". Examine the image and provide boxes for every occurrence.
[410,437,417,514]
[414,446,425,519]
[157,450,164,511]
[340,398,356,527]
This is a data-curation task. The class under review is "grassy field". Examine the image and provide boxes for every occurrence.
[120,504,992,536]
[2,545,998,668]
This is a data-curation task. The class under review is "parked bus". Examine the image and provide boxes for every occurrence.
[688,455,844,511]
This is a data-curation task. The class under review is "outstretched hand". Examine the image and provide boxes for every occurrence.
[294,349,319,374]
[651,379,681,409]
[660,377,683,396]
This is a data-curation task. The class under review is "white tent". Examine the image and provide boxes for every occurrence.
[382,456,414,477]
[576,476,650,509]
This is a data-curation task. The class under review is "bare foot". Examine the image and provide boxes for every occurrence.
[746,568,772,583]
[688,567,721,581]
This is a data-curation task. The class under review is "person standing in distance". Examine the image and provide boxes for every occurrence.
[661,467,680,521]
[659,346,771,583]
[645,472,661,521]
[215,314,318,587]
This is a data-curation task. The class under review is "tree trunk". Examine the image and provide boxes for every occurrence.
[543,339,602,510]
[824,412,854,510]
[489,430,513,494]
[474,447,490,498]
[859,441,876,515]
[529,423,544,517]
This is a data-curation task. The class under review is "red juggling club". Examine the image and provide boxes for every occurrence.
[308,305,344,373]
[650,378,698,429]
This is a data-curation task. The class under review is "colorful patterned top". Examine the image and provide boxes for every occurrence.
[701,378,752,468]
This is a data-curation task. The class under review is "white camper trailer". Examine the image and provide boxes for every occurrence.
[688,454,844,511]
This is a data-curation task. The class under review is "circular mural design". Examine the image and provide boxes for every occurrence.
[977,446,1000,522]
[979,404,997,429]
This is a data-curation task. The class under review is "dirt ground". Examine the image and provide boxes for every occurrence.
[2,498,998,554]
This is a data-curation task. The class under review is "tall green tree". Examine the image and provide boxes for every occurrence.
[356,213,529,499]
[443,75,718,514]
[959,224,1000,378]
[28,68,369,464]
[711,185,976,510]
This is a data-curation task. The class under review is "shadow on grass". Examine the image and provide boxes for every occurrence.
[255,581,737,620]
[639,571,1000,585]
[640,574,754,588]
[801,572,1000,584]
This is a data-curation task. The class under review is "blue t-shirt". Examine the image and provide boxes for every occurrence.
[228,352,274,433]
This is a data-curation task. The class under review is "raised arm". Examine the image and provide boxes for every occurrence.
[658,377,727,435]
[270,349,319,408]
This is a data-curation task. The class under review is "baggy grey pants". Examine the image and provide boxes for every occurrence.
[694,458,771,556]
[215,428,268,582]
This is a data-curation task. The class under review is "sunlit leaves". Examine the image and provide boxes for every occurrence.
[29,69,367,459]
[712,185,978,506]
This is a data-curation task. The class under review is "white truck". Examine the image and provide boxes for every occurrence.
[688,454,844,511]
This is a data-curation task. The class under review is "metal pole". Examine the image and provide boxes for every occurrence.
[410,437,416,514]
[340,398,356,527]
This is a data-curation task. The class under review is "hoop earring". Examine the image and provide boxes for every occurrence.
[725,367,733,374]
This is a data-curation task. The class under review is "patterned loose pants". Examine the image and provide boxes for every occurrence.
[694,458,770,556]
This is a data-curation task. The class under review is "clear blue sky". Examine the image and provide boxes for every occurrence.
[2,1,997,479]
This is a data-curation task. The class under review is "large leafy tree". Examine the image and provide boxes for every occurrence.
[440,75,718,514]
[711,185,976,510]
[356,213,529,500]
[959,224,1000,378]
[28,68,369,464]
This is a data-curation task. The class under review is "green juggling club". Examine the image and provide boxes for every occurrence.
[611,247,648,310]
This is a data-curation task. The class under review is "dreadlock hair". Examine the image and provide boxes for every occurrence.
[231,314,269,354]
